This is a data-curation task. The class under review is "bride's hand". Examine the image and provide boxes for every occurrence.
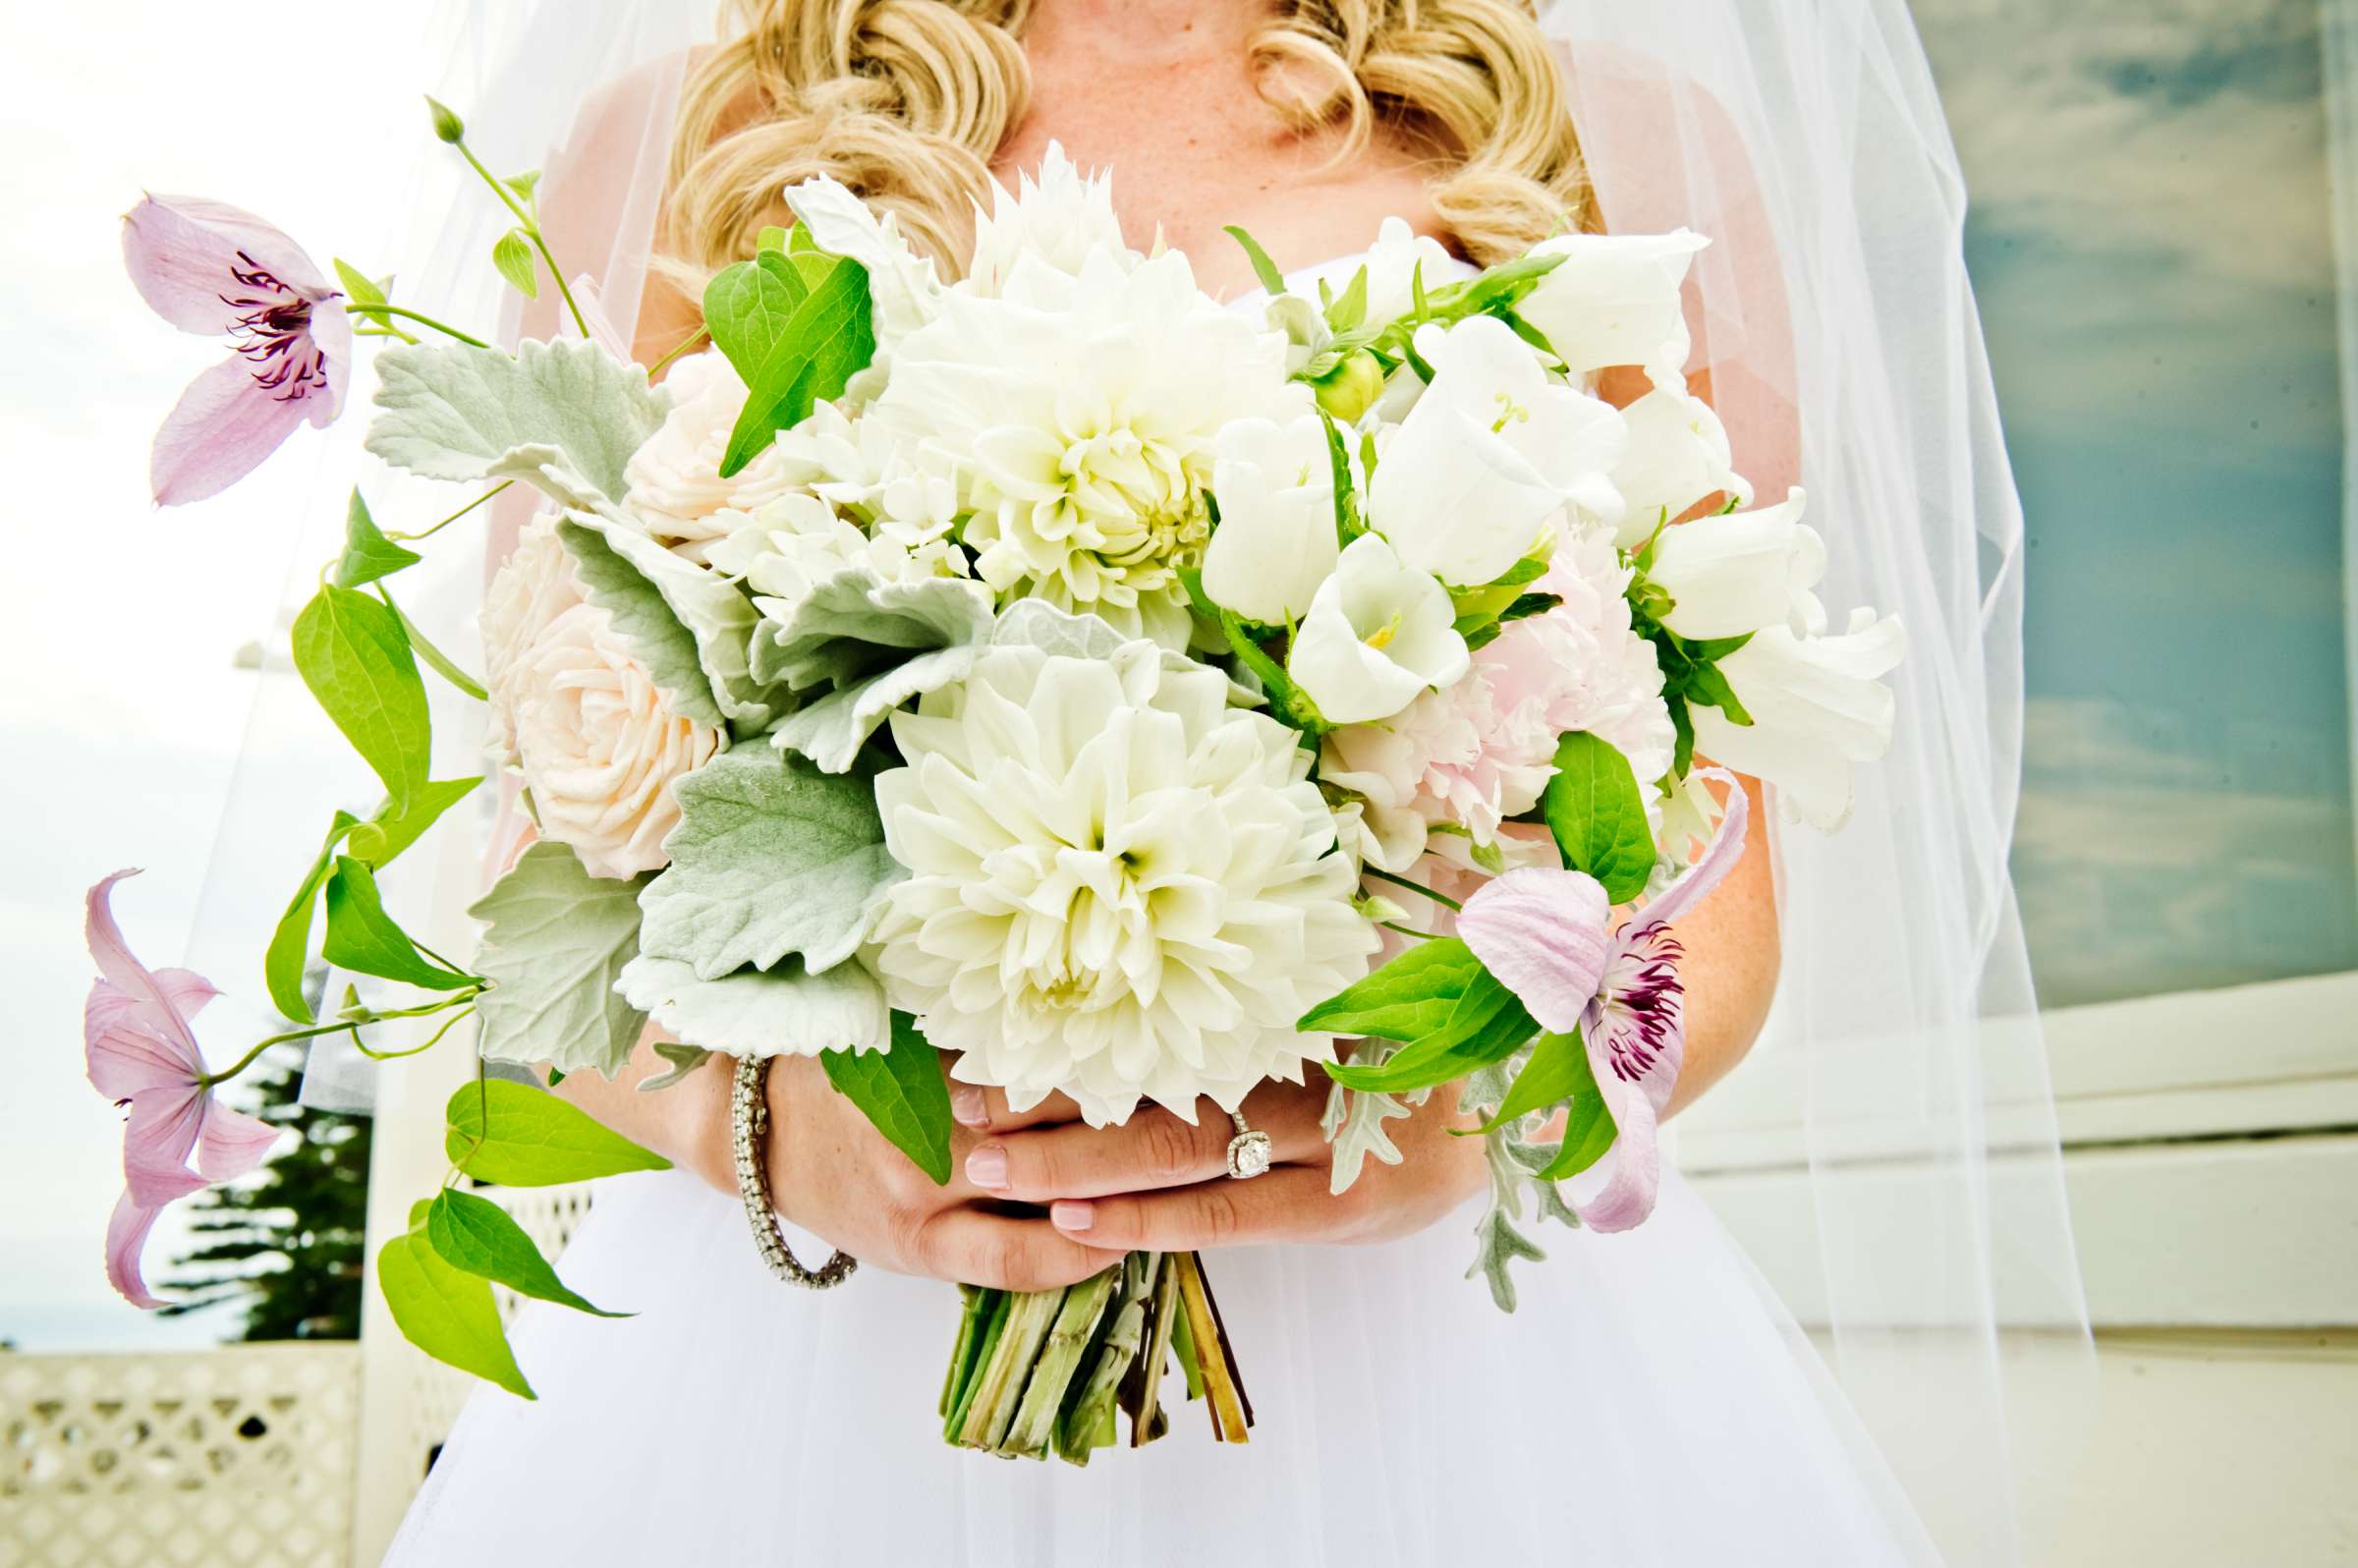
[954,1075,1488,1251]
[702,1054,1126,1292]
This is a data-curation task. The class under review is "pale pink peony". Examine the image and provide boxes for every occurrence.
[1322,526,1673,870]
[481,519,722,878]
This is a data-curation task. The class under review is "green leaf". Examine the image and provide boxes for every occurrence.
[292,584,430,813]
[987,599,1128,661]
[424,1190,624,1316]
[378,1204,533,1398]
[1541,730,1656,905]
[468,841,650,1077]
[332,258,388,309]
[1323,985,1538,1094]
[757,570,997,771]
[1467,1203,1546,1313]
[641,1041,713,1092]
[554,511,784,735]
[1467,1029,1588,1135]
[704,248,814,382]
[265,811,360,1023]
[365,337,671,509]
[1298,936,1485,1040]
[1317,410,1364,544]
[1222,225,1290,297]
[1326,263,1370,332]
[756,225,790,253]
[445,1079,671,1186]
[1682,661,1755,727]
[635,751,904,981]
[713,251,875,478]
[491,228,539,299]
[1540,1078,1620,1181]
[615,953,890,1057]
[1321,1041,1411,1196]
[504,170,541,203]
[333,490,420,588]
[819,1012,954,1185]
[378,588,490,700]
[347,776,481,868]
[321,856,477,990]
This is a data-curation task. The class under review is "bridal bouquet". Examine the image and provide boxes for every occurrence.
[89,104,1902,1464]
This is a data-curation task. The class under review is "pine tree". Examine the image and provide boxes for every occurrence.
[161,1049,372,1340]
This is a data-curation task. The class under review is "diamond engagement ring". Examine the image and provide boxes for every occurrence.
[1225,1110,1273,1180]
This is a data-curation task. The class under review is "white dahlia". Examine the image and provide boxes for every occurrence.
[965,140,1139,296]
[868,640,1378,1126]
[871,248,1309,647]
[705,491,963,626]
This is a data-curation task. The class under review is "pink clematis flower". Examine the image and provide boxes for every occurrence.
[84,869,281,1308]
[123,195,351,505]
[1457,772,1750,1232]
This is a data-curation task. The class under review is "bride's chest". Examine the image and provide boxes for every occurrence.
[994,59,1451,299]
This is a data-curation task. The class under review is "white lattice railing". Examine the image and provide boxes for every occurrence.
[0,1343,361,1568]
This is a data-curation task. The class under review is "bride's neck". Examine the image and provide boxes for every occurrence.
[1022,0,1269,66]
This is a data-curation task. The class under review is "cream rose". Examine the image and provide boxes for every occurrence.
[620,350,793,563]
[482,518,724,878]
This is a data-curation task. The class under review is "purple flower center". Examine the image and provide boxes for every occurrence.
[222,251,325,403]
[1598,924,1684,1083]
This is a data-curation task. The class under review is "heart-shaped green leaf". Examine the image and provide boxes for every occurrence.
[1542,730,1656,905]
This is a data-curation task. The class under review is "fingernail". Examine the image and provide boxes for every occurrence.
[966,1146,1008,1190]
[1050,1200,1095,1233]
[951,1086,987,1126]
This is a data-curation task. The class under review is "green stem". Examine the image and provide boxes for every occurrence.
[455,139,588,337]
[360,304,488,349]
[1380,922,1450,942]
[1363,866,1463,913]
[646,324,710,380]
[197,991,480,1087]
[352,1005,475,1062]
[390,480,512,542]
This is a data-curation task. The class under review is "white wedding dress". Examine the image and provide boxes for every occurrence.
[388,245,1940,1567]
[391,1171,1933,1566]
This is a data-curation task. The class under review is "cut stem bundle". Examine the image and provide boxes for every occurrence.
[940,1249,1254,1464]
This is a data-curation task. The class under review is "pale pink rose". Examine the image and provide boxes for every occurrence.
[481,519,723,878]
[621,350,793,563]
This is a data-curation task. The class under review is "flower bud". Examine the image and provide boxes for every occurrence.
[1311,349,1385,422]
[425,96,466,144]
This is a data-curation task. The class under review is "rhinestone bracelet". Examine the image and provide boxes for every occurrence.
[731,1054,859,1289]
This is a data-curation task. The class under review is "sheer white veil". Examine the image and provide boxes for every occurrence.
[1542,4,2093,1559]
[232,1,2088,1559]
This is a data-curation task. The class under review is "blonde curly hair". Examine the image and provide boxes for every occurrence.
[664,0,1587,284]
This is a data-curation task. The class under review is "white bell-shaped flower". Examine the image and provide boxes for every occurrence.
[1201,415,1339,625]
[1368,315,1625,587]
[1286,532,1470,725]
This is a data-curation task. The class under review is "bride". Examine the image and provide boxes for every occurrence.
[387,1,2087,1562]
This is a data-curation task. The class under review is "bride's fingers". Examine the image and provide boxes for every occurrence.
[948,1082,1088,1135]
[967,1094,1324,1203]
[911,1207,1125,1293]
[1042,1168,1335,1251]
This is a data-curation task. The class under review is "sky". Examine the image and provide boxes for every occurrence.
[1,0,2352,1350]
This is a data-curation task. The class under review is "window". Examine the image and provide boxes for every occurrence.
[1918,1,2358,1007]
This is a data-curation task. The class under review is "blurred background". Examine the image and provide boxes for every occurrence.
[2,1,2352,1563]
